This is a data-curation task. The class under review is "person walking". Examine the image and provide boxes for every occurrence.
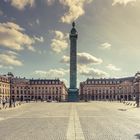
[2,98,6,108]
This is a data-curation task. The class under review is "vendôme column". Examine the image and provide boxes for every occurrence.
[68,22,79,102]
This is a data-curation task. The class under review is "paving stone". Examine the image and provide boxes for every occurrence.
[0,102,140,140]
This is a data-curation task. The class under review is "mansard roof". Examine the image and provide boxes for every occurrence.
[29,79,63,85]
[0,75,10,83]
[81,76,135,85]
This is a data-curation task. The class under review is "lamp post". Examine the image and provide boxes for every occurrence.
[9,94,12,108]
[7,72,14,108]
[134,72,140,108]
[134,82,139,108]
[119,85,122,102]
[9,78,12,108]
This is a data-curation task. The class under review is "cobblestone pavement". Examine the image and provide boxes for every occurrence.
[0,102,140,140]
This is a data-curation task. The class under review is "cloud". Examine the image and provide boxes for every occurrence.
[78,65,108,78]
[61,78,68,86]
[59,0,93,23]
[0,51,23,67]
[112,0,137,5]
[36,19,40,25]
[47,0,55,5]
[34,68,69,78]
[0,22,36,51]
[37,50,47,55]
[46,0,93,23]
[33,36,44,43]
[100,42,111,50]
[0,65,13,69]
[51,30,68,53]
[60,55,70,63]
[28,19,40,27]
[60,52,103,65]
[0,10,3,16]
[78,52,103,65]
[106,64,121,71]
[28,22,33,27]
[8,0,35,10]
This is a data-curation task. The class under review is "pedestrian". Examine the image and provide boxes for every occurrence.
[2,99,6,108]
[13,98,16,107]
[120,98,122,103]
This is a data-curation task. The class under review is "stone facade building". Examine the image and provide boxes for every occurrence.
[80,72,140,101]
[0,73,68,102]
[0,72,140,103]
[11,77,68,102]
[0,75,10,103]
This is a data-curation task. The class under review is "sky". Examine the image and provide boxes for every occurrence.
[0,0,140,87]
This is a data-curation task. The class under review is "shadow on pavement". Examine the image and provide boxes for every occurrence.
[135,134,140,139]
[118,109,127,111]
[118,107,136,111]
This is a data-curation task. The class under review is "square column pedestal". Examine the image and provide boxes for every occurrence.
[68,88,79,102]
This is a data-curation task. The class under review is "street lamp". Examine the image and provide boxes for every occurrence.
[9,78,12,108]
[119,85,122,102]
[7,72,14,108]
[134,72,140,108]
[9,96,12,108]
